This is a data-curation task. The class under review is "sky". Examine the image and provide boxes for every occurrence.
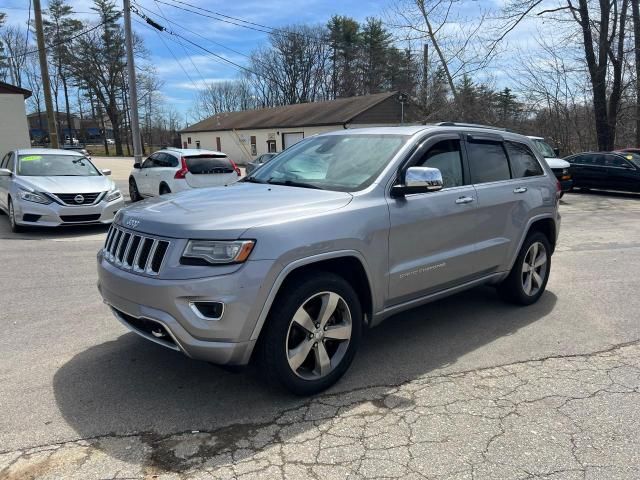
[1,0,554,123]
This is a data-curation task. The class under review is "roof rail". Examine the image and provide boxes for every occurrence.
[435,122,508,131]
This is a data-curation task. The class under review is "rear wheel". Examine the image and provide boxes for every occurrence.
[129,178,142,202]
[498,232,551,305]
[8,198,24,233]
[258,272,362,395]
[159,183,171,195]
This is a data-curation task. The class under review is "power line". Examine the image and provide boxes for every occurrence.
[5,20,109,61]
[133,1,252,61]
[130,7,260,77]
[150,0,220,86]
[154,0,328,42]
[132,16,202,92]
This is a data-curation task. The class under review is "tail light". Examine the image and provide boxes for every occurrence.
[556,179,562,198]
[229,159,241,176]
[175,157,189,179]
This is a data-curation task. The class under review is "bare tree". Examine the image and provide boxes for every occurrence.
[0,25,28,87]
[194,80,256,119]
[390,0,492,103]
[497,0,632,150]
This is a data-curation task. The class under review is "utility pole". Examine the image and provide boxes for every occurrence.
[33,0,59,148]
[123,0,143,164]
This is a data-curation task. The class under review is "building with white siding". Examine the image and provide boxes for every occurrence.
[0,82,31,156]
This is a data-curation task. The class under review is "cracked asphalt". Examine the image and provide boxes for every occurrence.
[1,185,639,479]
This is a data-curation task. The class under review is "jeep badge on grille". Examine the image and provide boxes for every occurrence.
[126,218,140,229]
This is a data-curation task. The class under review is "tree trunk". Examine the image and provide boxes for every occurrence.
[632,0,640,146]
[62,75,73,145]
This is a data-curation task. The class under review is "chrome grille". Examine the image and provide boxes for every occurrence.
[103,225,170,275]
[54,192,103,205]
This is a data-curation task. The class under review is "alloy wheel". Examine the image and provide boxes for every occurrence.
[522,241,548,296]
[285,291,352,380]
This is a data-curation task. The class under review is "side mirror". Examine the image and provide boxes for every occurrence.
[133,163,141,169]
[101,169,112,176]
[391,166,444,197]
[0,168,12,177]
[553,148,560,157]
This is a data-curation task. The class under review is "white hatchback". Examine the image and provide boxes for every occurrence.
[128,148,241,201]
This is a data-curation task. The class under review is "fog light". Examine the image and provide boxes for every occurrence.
[190,301,224,320]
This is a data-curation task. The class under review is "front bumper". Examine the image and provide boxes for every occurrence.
[14,195,125,227]
[97,251,275,365]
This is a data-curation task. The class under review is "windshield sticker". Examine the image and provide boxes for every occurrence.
[20,155,42,162]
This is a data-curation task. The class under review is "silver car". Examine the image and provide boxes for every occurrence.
[0,148,124,232]
[97,125,561,395]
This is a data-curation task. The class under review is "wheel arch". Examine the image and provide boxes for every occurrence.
[507,215,557,273]
[249,251,375,345]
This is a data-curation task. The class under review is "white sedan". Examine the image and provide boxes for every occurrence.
[128,148,241,201]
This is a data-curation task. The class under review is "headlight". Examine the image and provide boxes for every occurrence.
[182,240,255,264]
[562,168,569,175]
[106,189,122,202]
[18,189,52,204]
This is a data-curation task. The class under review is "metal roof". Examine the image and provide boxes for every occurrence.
[181,92,398,133]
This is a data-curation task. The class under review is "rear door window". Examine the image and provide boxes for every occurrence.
[605,155,631,168]
[185,155,233,174]
[505,142,543,177]
[467,140,512,184]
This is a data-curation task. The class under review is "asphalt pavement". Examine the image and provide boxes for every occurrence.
[0,177,639,479]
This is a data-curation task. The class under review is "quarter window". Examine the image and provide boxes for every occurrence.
[415,139,464,188]
[506,142,543,177]
[467,140,512,183]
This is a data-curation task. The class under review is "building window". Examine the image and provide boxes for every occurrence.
[250,136,257,156]
[216,137,221,151]
[196,140,201,149]
[187,137,192,144]
[267,140,277,153]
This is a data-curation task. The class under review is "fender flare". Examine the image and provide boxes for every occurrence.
[249,249,375,341]
[506,213,557,272]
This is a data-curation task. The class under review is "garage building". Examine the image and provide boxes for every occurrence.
[179,91,415,164]
[0,81,32,156]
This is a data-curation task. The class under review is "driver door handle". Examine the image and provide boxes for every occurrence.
[513,187,528,193]
[455,196,474,204]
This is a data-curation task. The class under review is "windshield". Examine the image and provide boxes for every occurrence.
[531,139,556,158]
[246,134,407,192]
[17,154,100,177]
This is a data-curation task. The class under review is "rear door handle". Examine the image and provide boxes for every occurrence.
[513,187,528,193]
[455,196,475,204]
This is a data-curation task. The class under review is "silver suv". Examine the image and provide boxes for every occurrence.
[97,125,561,395]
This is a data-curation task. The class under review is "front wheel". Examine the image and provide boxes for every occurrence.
[129,178,142,202]
[8,199,24,233]
[258,272,362,395]
[498,232,551,305]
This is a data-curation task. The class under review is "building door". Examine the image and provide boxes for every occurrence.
[282,132,304,150]
[267,140,277,153]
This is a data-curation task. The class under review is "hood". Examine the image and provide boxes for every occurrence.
[116,182,353,239]
[16,175,115,194]
[544,157,570,169]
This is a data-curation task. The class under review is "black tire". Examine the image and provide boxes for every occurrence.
[8,198,24,233]
[129,177,142,202]
[258,271,362,395]
[159,183,171,195]
[498,231,551,305]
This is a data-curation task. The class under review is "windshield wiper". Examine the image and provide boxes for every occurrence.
[242,176,265,184]
[267,178,324,190]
